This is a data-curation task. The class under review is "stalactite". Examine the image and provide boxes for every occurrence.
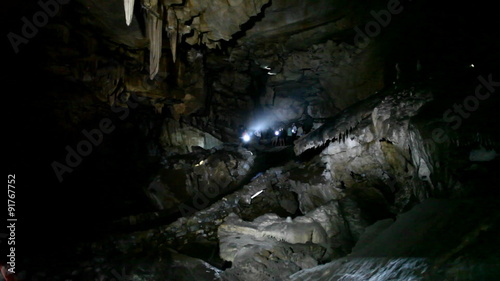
[167,7,178,63]
[124,0,135,26]
[146,0,163,80]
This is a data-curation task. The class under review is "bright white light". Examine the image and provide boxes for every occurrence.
[242,133,251,142]
[250,190,264,199]
[267,72,277,76]
[262,65,271,70]
[247,111,279,135]
[274,130,279,136]
[469,63,475,68]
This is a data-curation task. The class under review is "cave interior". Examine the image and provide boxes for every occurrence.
[3,0,500,280]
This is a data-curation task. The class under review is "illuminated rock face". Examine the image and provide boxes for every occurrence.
[293,87,436,212]
[159,119,223,154]
[218,213,328,262]
[144,144,255,211]
[216,213,328,280]
[290,198,500,281]
[216,196,377,280]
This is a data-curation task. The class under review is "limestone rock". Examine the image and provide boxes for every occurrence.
[218,212,329,280]
[144,144,254,211]
[290,198,500,281]
[294,86,435,212]
[160,119,223,154]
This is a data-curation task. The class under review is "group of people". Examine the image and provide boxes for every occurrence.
[238,122,305,147]
[269,123,304,146]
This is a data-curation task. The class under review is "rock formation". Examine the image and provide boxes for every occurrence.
[4,0,499,280]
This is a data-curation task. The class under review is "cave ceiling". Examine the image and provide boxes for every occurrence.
[4,0,499,159]
[4,0,407,129]
[3,0,498,189]
[5,0,497,131]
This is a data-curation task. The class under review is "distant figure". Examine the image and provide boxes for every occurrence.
[242,130,253,149]
[297,125,304,138]
[254,129,262,144]
[272,128,279,146]
[237,125,245,142]
[291,123,298,140]
[286,126,293,145]
[278,128,286,146]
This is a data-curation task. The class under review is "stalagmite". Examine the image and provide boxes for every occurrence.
[166,7,178,63]
[146,1,163,79]
[124,0,135,26]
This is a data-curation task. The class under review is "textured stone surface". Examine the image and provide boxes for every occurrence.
[217,213,328,280]
[216,194,372,279]
[144,144,254,211]
[290,198,500,281]
[160,118,223,154]
[294,86,435,212]
[218,213,328,261]
[238,0,351,47]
